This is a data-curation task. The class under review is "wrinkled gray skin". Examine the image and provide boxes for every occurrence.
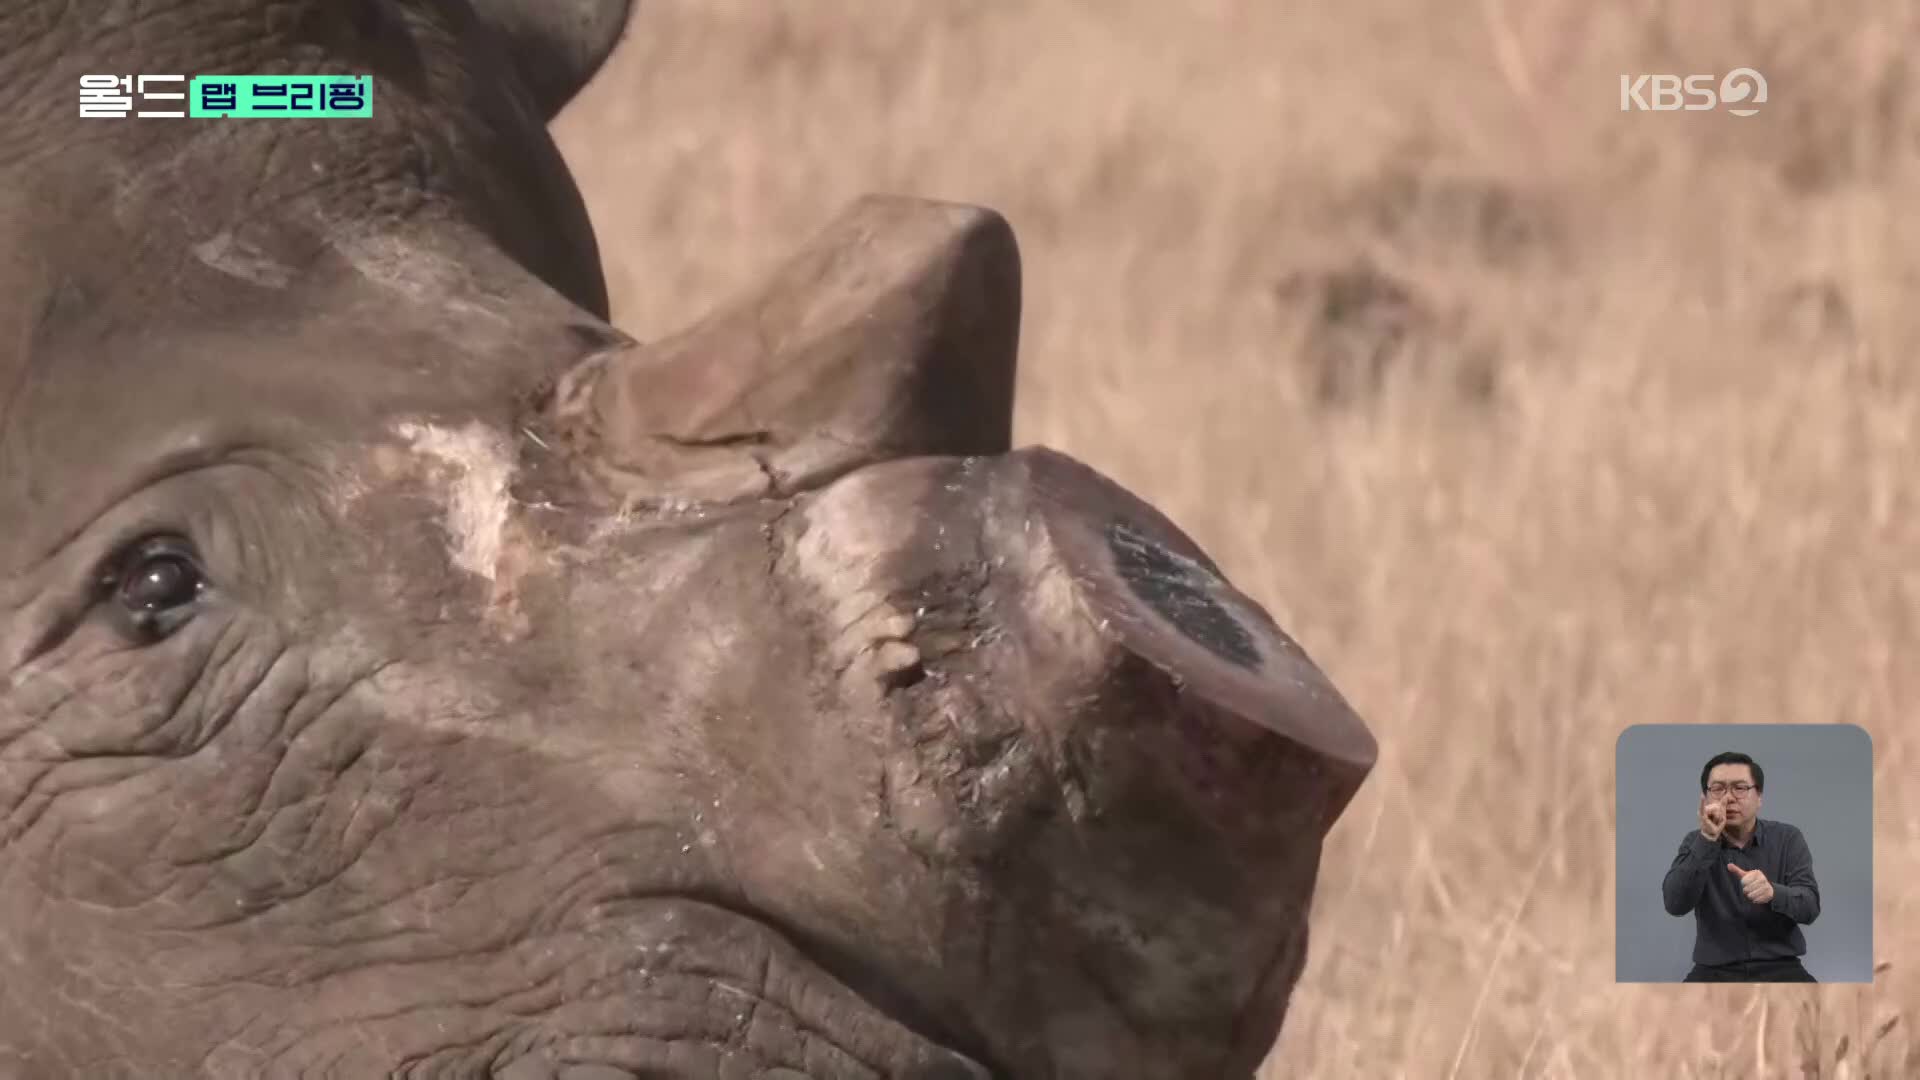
[0,2,1379,1078]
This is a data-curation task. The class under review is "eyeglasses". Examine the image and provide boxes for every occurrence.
[1706,782,1756,797]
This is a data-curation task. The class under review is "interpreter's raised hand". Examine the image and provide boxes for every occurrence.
[1699,795,1726,842]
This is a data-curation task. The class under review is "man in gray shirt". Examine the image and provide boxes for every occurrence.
[1662,751,1822,982]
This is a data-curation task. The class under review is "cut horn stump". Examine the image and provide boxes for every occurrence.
[774,448,1377,1078]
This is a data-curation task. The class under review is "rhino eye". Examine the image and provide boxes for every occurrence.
[101,536,208,642]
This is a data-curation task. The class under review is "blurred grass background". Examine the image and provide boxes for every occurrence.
[552,1,1918,1074]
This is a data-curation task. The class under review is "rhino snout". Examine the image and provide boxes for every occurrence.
[699,447,1378,1078]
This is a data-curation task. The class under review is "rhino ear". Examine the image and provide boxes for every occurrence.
[467,0,633,119]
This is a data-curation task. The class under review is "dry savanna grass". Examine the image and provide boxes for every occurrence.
[552,1,1919,1075]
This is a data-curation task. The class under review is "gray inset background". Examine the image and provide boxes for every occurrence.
[1616,724,1873,983]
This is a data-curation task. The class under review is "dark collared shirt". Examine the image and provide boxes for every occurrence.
[1662,817,1821,966]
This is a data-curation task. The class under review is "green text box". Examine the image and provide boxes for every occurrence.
[188,76,372,118]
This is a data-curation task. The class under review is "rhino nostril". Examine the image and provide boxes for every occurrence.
[1105,520,1260,670]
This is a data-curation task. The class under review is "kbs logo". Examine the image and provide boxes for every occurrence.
[1619,69,1767,116]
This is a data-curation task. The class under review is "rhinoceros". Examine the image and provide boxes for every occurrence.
[0,2,1378,1077]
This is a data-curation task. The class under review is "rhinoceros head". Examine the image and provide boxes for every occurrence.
[0,3,1377,1077]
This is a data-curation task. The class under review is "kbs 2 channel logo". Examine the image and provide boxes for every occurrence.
[1619,68,1767,116]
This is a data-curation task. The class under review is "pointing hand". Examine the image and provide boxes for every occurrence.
[1699,796,1725,841]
